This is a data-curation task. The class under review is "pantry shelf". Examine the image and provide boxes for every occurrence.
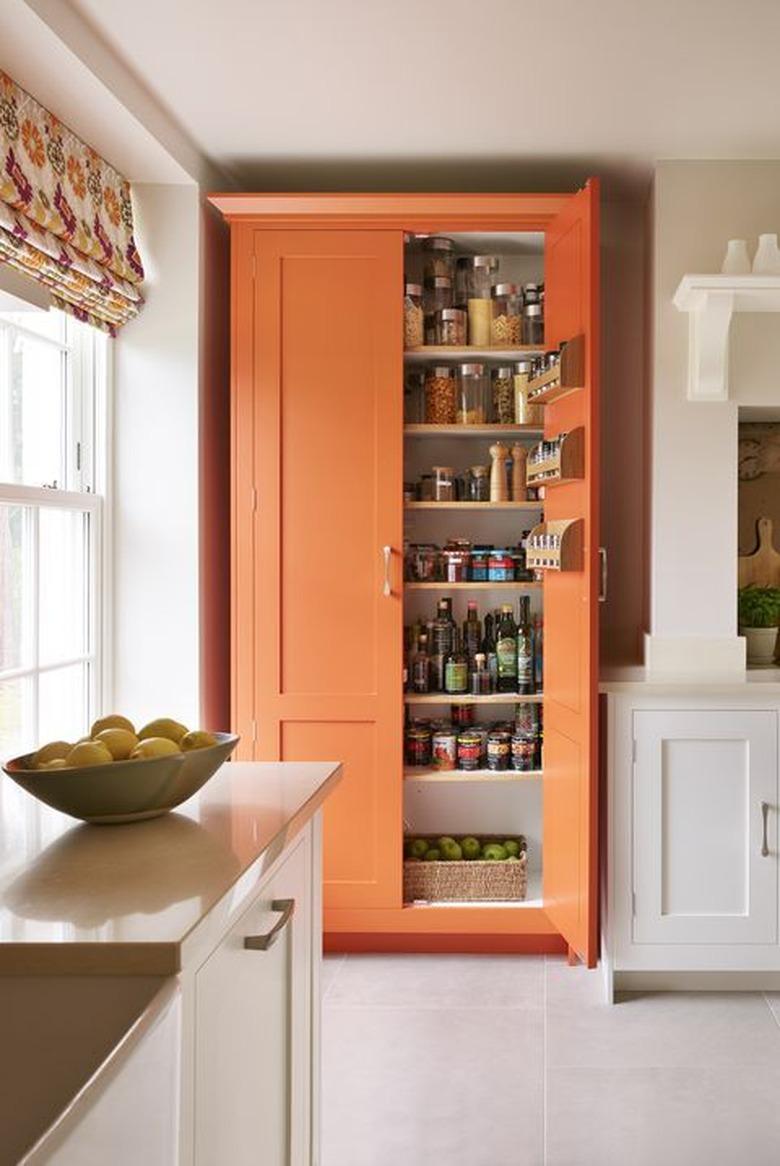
[404,581,542,590]
[404,345,545,365]
[405,501,542,511]
[404,693,543,705]
[404,767,542,782]
[404,424,543,439]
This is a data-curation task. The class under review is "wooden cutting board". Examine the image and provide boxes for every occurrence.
[738,516,780,588]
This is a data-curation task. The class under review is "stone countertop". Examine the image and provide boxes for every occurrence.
[0,760,341,975]
[600,665,780,694]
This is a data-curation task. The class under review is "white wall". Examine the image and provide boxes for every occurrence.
[112,184,201,727]
[647,161,780,674]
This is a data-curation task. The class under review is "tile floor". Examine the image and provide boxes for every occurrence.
[322,954,780,1166]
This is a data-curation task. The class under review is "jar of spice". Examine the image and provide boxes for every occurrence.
[491,283,523,345]
[486,729,511,771]
[422,236,455,283]
[404,283,424,348]
[524,302,544,346]
[405,725,432,768]
[466,256,499,346]
[457,363,489,424]
[457,730,482,771]
[442,540,470,580]
[424,366,457,424]
[432,466,455,502]
[434,308,467,346]
[488,548,515,582]
[491,366,515,424]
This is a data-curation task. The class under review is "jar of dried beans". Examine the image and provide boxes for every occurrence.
[491,283,523,346]
[424,366,457,424]
[491,366,515,424]
[403,283,424,348]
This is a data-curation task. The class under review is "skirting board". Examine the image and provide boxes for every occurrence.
[324,932,568,956]
[644,633,746,676]
[615,970,780,993]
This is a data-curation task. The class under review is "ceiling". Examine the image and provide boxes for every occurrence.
[62,0,780,194]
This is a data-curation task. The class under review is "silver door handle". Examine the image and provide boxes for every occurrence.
[598,547,607,603]
[244,898,296,950]
[382,545,392,597]
[761,802,770,857]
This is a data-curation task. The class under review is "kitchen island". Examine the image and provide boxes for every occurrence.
[0,759,342,1165]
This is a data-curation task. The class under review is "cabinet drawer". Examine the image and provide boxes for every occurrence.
[633,710,778,946]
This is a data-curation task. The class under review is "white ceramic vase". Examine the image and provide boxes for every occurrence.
[752,233,780,275]
[741,625,779,666]
[721,239,751,275]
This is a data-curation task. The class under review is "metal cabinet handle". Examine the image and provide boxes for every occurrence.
[382,545,392,597]
[244,898,296,950]
[598,547,608,603]
[761,802,770,857]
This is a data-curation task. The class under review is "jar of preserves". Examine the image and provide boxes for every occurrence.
[466,256,499,346]
[524,302,544,346]
[491,366,515,424]
[451,702,476,728]
[406,543,440,582]
[422,236,455,283]
[457,730,482,771]
[488,548,515,582]
[486,729,511,771]
[457,362,489,424]
[442,541,470,580]
[433,466,455,501]
[434,308,467,345]
[469,545,492,581]
[432,729,458,770]
[404,283,424,348]
[405,725,432,768]
[491,283,523,345]
[466,465,490,502]
[424,366,457,424]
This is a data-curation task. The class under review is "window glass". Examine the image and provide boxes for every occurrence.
[1,331,67,487]
[38,507,89,667]
[0,676,33,759]
[0,503,33,673]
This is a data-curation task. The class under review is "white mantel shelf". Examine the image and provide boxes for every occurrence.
[673,274,780,401]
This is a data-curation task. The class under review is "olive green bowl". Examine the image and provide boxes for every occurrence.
[2,732,240,825]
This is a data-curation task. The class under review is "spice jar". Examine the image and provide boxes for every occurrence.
[404,284,424,348]
[491,366,515,424]
[466,465,490,502]
[442,540,470,580]
[424,366,456,424]
[434,308,467,345]
[466,256,499,346]
[457,362,489,424]
[491,283,523,345]
[432,466,455,502]
[524,302,544,346]
[422,236,455,283]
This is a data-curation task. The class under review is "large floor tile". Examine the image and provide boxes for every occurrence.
[546,1065,780,1166]
[321,953,346,998]
[322,1004,543,1166]
[326,953,544,1010]
[546,958,780,1069]
[764,992,780,1029]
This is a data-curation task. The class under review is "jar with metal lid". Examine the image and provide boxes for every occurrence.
[491,283,523,345]
[404,368,425,423]
[432,466,455,501]
[513,359,543,425]
[466,256,499,346]
[457,362,489,424]
[406,543,441,582]
[454,256,470,308]
[524,302,544,346]
[523,283,540,306]
[451,702,476,727]
[405,725,432,768]
[466,465,490,502]
[422,236,455,283]
[434,308,467,346]
[457,729,482,771]
[488,548,515,582]
[404,283,424,348]
[423,277,453,342]
[424,366,457,424]
[442,541,470,580]
[491,366,515,424]
[469,545,492,581]
[418,474,434,500]
[432,729,458,770]
[486,729,511,771]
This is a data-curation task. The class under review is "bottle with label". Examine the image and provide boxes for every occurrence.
[462,601,482,666]
[533,614,544,692]
[411,633,431,694]
[516,596,534,695]
[430,599,454,691]
[481,612,498,693]
[445,628,469,694]
[496,604,518,693]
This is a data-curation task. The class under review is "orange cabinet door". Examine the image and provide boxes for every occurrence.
[235,229,404,912]
[541,181,600,966]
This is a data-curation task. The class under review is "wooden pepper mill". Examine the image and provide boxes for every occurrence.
[511,443,527,502]
[489,441,509,502]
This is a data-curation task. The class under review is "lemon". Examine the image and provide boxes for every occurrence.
[95,728,138,760]
[39,758,69,770]
[180,730,218,752]
[137,718,188,744]
[66,741,113,768]
[33,740,72,768]
[130,737,180,759]
[91,714,135,737]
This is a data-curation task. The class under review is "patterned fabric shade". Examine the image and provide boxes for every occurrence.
[0,70,144,334]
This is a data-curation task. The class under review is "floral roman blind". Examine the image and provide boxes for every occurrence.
[0,70,144,334]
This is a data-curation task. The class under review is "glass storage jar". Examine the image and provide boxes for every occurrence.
[423,277,453,342]
[432,466,455,501]
[466,256,499,346]
[457,362,489,425]
[442,540,471,581]
[466,465,490,502]
[424,366,457,424]
[422,236,455,283]
[454,256,470,308]
[406,543,440,582]
[524,302,544,346]
[403,283,424,348]
[491,366,515,424]
[513,360,543,425]
[404,368,425,423]
[469,545,492,581]
[491,283,523,346]
[434,308,467,345]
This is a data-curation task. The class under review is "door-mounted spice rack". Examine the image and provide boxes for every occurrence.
[526,427,585,487]
[527,334,585,405]
[525,518,583,572]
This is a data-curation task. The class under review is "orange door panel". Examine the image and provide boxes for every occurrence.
[542,181,600,966]
[246,230,404,911]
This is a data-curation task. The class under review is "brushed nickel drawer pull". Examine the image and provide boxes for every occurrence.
[761,802,770,857]
[244,898,296,950]
[382,545,392,597]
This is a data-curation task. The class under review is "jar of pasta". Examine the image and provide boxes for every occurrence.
[491,283,523,345]
[424,366,457,424]
[466,256,498,346]
[403,283,424,348]
[491,366,515,424]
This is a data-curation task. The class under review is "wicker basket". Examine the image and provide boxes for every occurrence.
[403,834,528,903]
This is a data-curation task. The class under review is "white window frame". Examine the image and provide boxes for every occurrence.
[0,311,110,750]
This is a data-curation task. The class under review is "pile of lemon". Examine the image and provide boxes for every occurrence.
[30,716,218,771]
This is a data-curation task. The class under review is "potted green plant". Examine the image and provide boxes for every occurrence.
[738,585,780,666]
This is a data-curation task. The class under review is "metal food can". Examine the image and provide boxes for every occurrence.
[486,730,511,771]
[432,730,458,770]
[511,733,536,772]
[457,730,482,771]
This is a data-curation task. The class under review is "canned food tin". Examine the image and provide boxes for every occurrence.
[511,733,536,771]
[457,730,482,771]
[486,730,511,771]
[488,549,515,582]
[405,726,432,768]
[514,702,539,737]
[432,730,458,770]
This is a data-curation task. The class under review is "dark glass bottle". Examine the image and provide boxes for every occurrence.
[482,611,498,693]
[516,596,534,695]
[411,633,431,694]
[463,601,482,666]
[431,599,454,691]
[444,628,469,694]
[496,604,518,693]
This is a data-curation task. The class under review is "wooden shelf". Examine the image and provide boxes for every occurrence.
[525,518,583,572]
[404,581,541,590]
[405,501,541,511]
[404,767,542,782]
[404,345,545,365]
[405,692,542,705]
[527,334,585,405]
[526,427,585,487]
[404,424,542,439]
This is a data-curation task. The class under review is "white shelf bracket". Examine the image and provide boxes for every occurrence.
[685,290,734,402]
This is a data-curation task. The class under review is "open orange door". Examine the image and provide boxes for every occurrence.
[541,180,600,966]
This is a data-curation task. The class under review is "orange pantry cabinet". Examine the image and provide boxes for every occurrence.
[211,189,600,965]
